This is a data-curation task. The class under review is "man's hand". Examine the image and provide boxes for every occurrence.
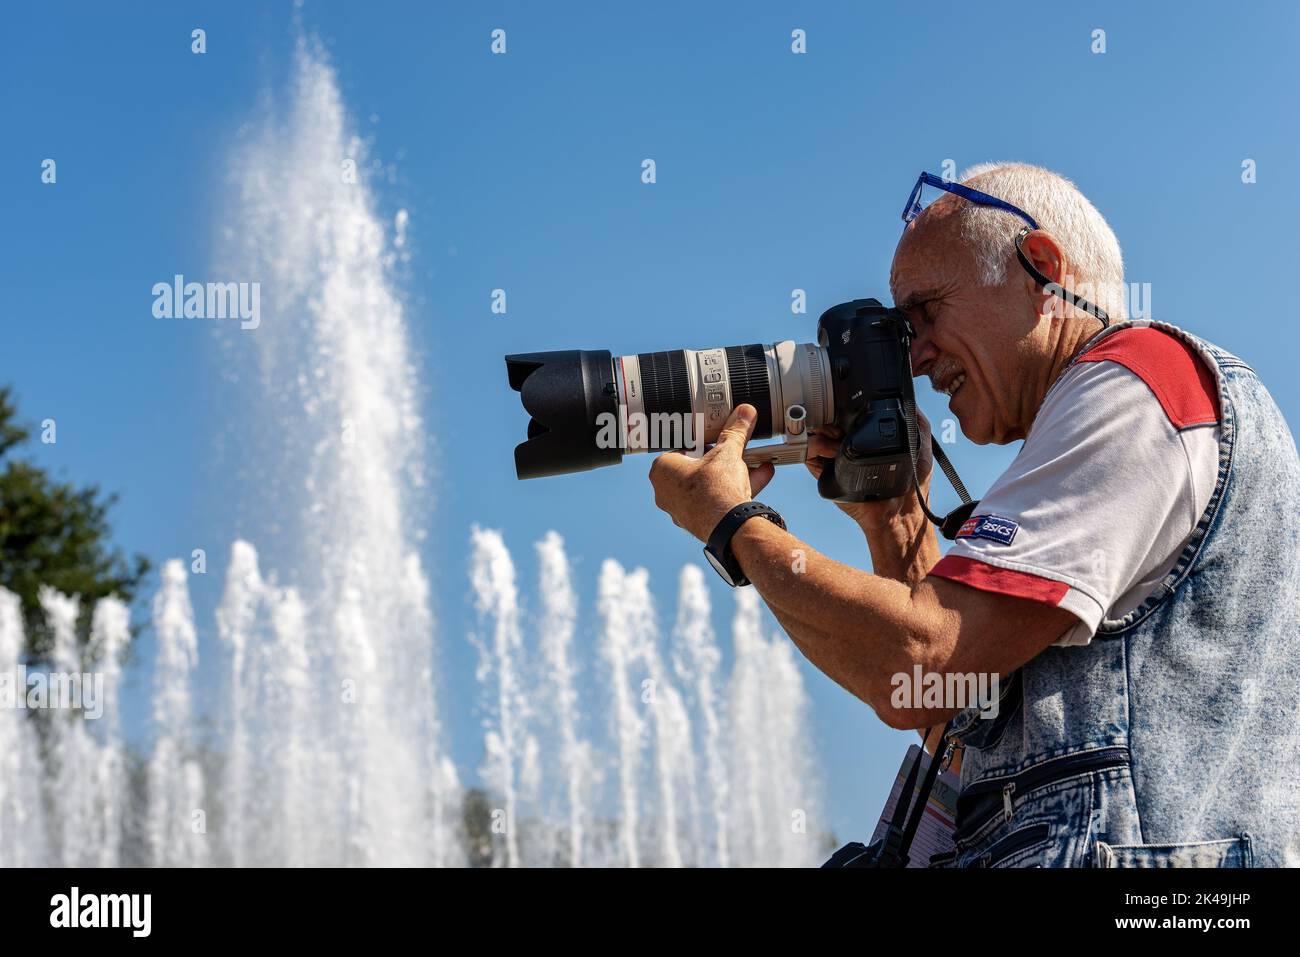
[805,409,934,531]
[649,404,775,541]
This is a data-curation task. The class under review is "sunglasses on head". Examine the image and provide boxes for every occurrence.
[901,171,1109,327]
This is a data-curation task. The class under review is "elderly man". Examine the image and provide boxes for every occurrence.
[649,162,1300,868]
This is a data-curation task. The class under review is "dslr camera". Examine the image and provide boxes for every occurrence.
[504,298,933,505]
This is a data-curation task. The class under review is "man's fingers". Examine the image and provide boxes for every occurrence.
[748,461,776,497]
[809,424,844,461]
[650,449,693,471]
[710,404,757,458]
[648,450,690,487]
[649,452,695,519]
[808,432,840,460]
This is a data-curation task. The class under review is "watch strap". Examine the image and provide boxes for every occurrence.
[703,502,786,587]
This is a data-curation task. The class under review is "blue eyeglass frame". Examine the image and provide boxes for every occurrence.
[899,170,1109,326]
[902,171,1039,230]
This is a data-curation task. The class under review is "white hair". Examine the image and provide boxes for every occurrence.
[955,162,1127,320]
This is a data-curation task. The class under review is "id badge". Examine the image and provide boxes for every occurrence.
[869,744,962,867]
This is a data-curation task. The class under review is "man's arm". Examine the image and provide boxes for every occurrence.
[648,403,1076,730]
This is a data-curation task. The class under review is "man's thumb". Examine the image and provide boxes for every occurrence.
[713,403,757,455]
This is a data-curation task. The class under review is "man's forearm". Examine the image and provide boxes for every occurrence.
[857,488,941,587]
[729,516,927,719]
[861,504,942,587]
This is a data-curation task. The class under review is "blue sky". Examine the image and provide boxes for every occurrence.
[3,1,1298,847]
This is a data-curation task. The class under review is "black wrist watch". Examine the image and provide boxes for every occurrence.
[702,502,786,587]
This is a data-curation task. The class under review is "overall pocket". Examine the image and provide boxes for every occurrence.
[947,669,1022,755]
[953,747,1129,868]
[1094,834,1253,868]
[975,822,1053,868]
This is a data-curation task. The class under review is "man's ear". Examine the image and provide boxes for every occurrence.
[1019,229,1068,318]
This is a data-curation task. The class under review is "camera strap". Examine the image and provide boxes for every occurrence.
[897,327,980,540]
[901,393,979,540]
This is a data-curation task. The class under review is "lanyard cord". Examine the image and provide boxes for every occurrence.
[1014,227,1110,328]
[875,720,956,867]
[899,720,955,864]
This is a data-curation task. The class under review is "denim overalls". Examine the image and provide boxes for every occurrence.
[935,321,1300,868]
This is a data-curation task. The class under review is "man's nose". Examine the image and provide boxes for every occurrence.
[910,333,938,373]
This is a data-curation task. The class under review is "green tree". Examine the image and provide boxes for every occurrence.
[0,386,149,660]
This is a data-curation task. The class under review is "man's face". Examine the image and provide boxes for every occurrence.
[889,199,1040,445]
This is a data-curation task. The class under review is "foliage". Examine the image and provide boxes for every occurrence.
[0,386,149,660]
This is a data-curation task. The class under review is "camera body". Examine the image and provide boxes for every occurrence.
[504,297,919,505]
[814,298,916,503]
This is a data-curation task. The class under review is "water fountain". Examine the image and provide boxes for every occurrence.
[0,39,826,869]
[0,590,46,867]
[0,538,827,867]
[535,531,591,867]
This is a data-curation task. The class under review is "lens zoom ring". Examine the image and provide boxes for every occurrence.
[637,350,692,418]
[805,343,828,422]
[726,344,772,437]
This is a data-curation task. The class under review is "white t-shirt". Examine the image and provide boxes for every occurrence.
[929,325,1222,646]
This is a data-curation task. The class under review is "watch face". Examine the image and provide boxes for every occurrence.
[703,548,737,587]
